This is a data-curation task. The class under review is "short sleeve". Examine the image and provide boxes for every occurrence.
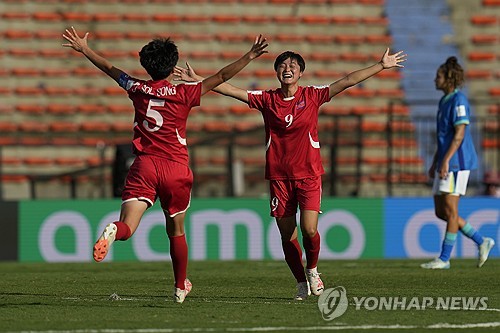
[308,85,331,105]
[180,82,202,108]
[247,90,266,111]
[453,94,470,126]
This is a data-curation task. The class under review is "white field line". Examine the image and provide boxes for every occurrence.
[7,322,500,333]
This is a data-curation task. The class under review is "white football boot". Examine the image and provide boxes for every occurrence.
[420,258,450,269]
[306,267,325,296]
[174,279,192,304]
[478,237,495,268]
[93,223,117,262]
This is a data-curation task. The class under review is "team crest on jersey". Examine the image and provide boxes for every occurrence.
[296,99,305,111]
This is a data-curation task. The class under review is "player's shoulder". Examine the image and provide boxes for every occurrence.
[452,90,469,105]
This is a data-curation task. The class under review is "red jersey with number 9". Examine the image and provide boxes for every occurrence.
[119,74,201,166]
[247,86,331,180]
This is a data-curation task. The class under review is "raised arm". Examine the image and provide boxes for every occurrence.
[200,35,268,96]
[62,26,124,83]
[329,48,407,99]
[174,62,249,103]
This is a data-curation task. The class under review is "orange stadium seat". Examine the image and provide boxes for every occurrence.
[18,122,49,133]
[365,34,393,44]
[212,15,241,24]
[489,87,500,96]
[4,30,32,39]
[53,157,86,167]
[470,15,497,25]
[488,105,499,114]
[11,68,39,76]
[41,68,71,77]
[242,15,271,24]
[468,52,496,61]
[77,104,106,114]
[46,104,76,115]
[49,121,80,133]
[111,122,133,133]
[61,12,93,22]
[39,49,68,58]
[199,105,228,116]
[35,30,62,40]
[16,104,45,115]
[301,15,331,24]
[471,35,498,44]
[0,122,18,132]
[2,12,30,20]
[32,12,62,21]
[358,0,385,5]
[44,86,73,96]
[80,121,112,132]
[306,35,336,44]
[72,67,101,76]
[8,49,37,57]
[23,157,53,166]
[331,16,360,24]
[466,69,492,79]
[122,13,150,22]
[185,33,214,42]
[274,34,303,43]
[152,14,181,22]
[335,35,364,44]
[14,86,43,96]
[273,16,300,24]
[308,53,339,62]
[482,0,500,6]
[182,14,211,23]
[339,52,370,62]
[203,121,233,133]
[362,17,389,25]
[93,31,124,40]
[93,13,121,22]
[103,87,127,96]
[107,105,133,114]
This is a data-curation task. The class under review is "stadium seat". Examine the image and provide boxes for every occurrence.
[468,52,496,61]
[93,31,124,40]
[0,122,18,132]
[103,87,127,96]
[111,122,132,133]
[34,30,62,40]
[39,49,68,58]
[488,87,500,96]
[3,30,32,39]
[80,121,112,132]
[331,16,360,24]
[22,157,53,166]
[152,14,181,23]
[53,157,86,167]
[199,105,228,115]
[335,35,364,44]
[11,68,39,76]
[61,12,93,22]
[242,15,271,24]
[77,104,107,114]
[16,104,45,115]
[46,104,76,115]
[122,13,150,22]
[272,16,300,24]
[301,15,331,24]
[107,105,133,114]
[93,13,121,22]
[470,15,497,25]
[482,0,500,6]
[471,35,498,44]
[306,35,336,44]
[211,15,241,24]
[18,121,49,133]
[2,12,30,20]
[32,12,62,21]
[49,121,80,133]
[466,69,492,79]
[203,121,233,133]
[8,49,37,57]
[44,86,73,96]
[182,14,211,23]
[14,86,43,96]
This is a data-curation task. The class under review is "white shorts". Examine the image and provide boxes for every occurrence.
[432,170,470,196]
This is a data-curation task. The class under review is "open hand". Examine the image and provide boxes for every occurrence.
[62,26,89,53]
[248,34,269,60]
[380,48,407,69]
[174,62,201,82]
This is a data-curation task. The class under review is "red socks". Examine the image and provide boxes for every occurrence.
[114,222,131,240]
[169,234,188,289]
[303,232,321,269]
[282,238,306,283]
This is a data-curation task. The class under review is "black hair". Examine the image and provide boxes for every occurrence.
[273,51,306,72]
[139,38,178,81]
[438,56,465,89]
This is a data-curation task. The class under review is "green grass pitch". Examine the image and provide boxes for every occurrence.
[1,259,499,333]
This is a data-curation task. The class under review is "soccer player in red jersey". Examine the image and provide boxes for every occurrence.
[176,48,406,300]
[62,26,268,303]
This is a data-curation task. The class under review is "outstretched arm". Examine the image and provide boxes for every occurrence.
[329,48,407,99]
[62,26,124,83]
[200,34,268,96]
[174,62,250,103]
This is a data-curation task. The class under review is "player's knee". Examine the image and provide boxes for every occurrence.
[302,227,317,238]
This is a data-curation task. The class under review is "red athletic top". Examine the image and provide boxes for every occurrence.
[118,74,201,166]
[247,85,331,180]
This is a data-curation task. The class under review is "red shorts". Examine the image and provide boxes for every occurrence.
[122,154,193,217]
[269,176,322,218]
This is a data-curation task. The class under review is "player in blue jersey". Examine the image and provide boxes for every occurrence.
[421,57,495,269]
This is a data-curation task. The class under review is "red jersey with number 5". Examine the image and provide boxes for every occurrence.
[247,86,331,180]
[118,74,201,166]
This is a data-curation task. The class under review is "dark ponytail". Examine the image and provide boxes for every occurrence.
[439,56,465,89]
